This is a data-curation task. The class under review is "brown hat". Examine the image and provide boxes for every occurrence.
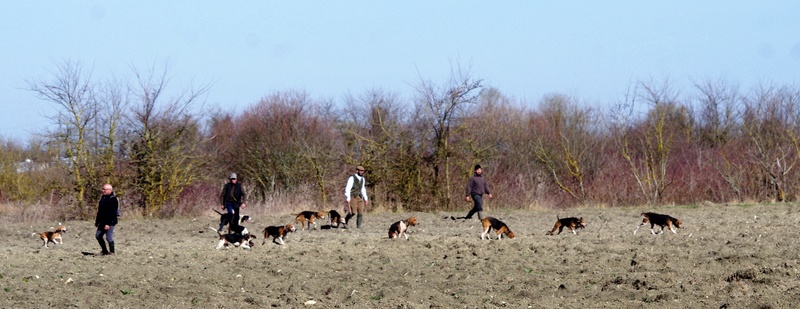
[356,165,365,171]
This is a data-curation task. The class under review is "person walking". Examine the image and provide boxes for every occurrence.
[462,164,493,220]
[219,173,246,230]
[95,183,119,255]
[344,165,369,228]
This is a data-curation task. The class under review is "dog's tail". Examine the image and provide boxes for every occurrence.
[31,232,39,238]
[212,208,225,216]
[208,226,223,236]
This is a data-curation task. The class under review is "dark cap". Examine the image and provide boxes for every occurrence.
[474,164,482,170]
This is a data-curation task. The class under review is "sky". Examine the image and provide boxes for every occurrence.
[2,1,799,143]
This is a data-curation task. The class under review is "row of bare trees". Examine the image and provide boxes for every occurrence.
[2,61,800,220]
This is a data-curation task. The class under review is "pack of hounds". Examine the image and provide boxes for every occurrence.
[200,209,683,250]
[28,211,681,249]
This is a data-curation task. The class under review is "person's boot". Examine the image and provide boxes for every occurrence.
[108,242,115,255]
[98,239,109,255]
[477,212,483,220]
[356,214,363,228]
[345,213,354,224]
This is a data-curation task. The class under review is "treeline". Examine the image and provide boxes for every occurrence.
[2,61,800,220]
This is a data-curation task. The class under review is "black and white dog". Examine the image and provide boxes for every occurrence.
[210,227,257,249]
[213,209,252,235]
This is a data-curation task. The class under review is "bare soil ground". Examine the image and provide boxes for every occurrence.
[2,204,800,308]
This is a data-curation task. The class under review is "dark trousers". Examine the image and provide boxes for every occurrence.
[224,202,241,229]
[465,194,484,220]
[96,225,116,253]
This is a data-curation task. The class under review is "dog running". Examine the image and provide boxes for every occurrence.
[480,217,515,240]
[210,227,257,249]
[546,215,587,235]
[32,225,67,248]
[634,212,683,235]
[262,224,296,245]
[388,217,417,240]
[292,211,326,230]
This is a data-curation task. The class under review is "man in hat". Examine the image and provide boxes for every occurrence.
[344,165,369,228]
[461,164,493,220]
[219,172,246,230]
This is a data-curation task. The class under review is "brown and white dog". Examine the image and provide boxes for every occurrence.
[292,211,326,230]
[329,209,347,229]
[480,217,515,240]
[32,225,67,247]
[211,227,257,249]
[262,224,296,245]
[634,212,683,235]
[546,215,587,235]
[388,217,417,240]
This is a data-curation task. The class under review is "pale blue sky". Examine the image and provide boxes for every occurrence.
[2,1,799,143]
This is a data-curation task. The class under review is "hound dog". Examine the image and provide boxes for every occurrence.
[262,224,296,245]
[292,211,326,230]
[32,225,67,247]
[328,209,347,229]
[388,217,418,240]
[546,215,587,235]
[210,227,257,249]
[634,212,683,235]
[213,208,252,234]
[480,217,515,240]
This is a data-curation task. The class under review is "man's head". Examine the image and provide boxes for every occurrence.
[102,184,113,195]
[229,173,237,183]
[474,164,482,175]
[356,166,365,176]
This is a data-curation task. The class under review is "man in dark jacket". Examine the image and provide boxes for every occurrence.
[95,183,119,255]
[462,164,493,220]
[219,173,247,230]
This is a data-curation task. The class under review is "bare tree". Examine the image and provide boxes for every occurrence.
[414,66,482,209]
[340,89,408,209]
[741,84,799,202]
[126,64,210,216]
[615,79,683,205]
[532,94,599,203]
[27,60,99,218]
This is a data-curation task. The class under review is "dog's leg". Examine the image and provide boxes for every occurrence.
[571,227,577,235]
[278,236,285,245]
[480,229,488,240]
[215,240,225,250]
[633,222,644,235]
[668,221,677,234]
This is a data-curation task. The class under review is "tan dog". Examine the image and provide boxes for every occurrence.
[634,212,683,235]
[480,217,515,240]
[546,215,587,235]
[262,224,296,245]
[292,211,326,230]
[388,217,417,240]
[32,225,67,248]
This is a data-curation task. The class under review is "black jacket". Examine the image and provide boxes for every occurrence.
[219,182,246,205]
[95,193,119,227]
